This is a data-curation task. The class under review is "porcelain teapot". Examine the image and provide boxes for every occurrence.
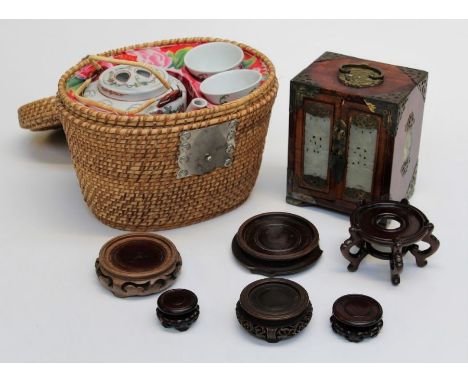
[76,55,187,115]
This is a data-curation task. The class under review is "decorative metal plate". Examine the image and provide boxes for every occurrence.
[177,120,238,179]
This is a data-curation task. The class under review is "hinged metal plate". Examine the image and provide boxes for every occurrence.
[177,120,238,179]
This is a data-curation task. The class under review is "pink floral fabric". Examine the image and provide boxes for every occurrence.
[125,47,172,68]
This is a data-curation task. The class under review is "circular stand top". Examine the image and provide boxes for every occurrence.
[239,278,310,323]
[98,233,180,280]
[351,200,430,245]
[332,294,383,327]
[237,212,320,262]
[157,289,198,316]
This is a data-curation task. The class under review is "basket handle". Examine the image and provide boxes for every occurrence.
[18,96,62,132]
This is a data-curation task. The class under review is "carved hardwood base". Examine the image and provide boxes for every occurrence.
[330,294,383,343]
[330,316,383,343]
[156,307,200,332]
[156,289,199,332]
[233,212,322,276]
[236,278,313,343]
[96,233,182,297]
[236,301,312,343]
[340,199,439,285]
[95,258,181,297]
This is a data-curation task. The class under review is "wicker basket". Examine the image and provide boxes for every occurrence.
[17,37,278,231]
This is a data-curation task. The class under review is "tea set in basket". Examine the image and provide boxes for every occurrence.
[17,37,440,343]
[19,38,278,231]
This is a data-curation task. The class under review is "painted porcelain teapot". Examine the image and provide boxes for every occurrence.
[76,55,187,115]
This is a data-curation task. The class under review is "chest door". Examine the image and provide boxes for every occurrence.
[292,95,388,209]
[338,101,388,204]
[294,94,340,200]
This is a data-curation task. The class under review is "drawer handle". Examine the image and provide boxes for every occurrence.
[338,63,384,88]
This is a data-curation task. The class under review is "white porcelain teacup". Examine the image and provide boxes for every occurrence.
[200,69,262,105]
[184,42,244,80]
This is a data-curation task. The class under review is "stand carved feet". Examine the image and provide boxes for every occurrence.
[389,242,404,285]
[340,228,367,272]
[408,223,440,267]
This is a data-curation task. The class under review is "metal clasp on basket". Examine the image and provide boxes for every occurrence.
[177,120,238,179]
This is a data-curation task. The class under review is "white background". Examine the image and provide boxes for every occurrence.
[0,20,467,362]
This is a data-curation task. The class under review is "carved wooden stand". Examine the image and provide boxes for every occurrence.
[156,289,199,332]
[96,233,182,297]
[236,278,312,343]
[340,199,440,285]
[330,294,383,342]
[236,301,312,343]
[232,212,322,276]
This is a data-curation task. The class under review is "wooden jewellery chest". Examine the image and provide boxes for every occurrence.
[287,52,428,214]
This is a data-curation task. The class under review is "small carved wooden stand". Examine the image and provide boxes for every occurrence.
[156,289,199,332]
[340,199,440,285]
[330,294,383,343]
[236,278,312,343]
[96,233,182,297]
